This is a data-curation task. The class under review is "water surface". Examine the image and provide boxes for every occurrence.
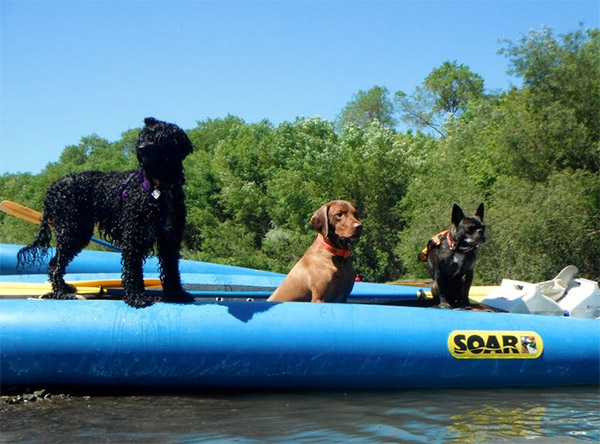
[2,386,598,443]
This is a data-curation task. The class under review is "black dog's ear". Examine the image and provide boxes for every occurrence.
[311,204,329,237]
[177,137,194,160]
[451,204,465,226]
[475,202,484,221]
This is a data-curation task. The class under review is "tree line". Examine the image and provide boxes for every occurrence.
[1,26,598,283]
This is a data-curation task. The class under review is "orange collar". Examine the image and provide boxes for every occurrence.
[317,234,353,258]
[444,230,455,250]
[445,230,478,253]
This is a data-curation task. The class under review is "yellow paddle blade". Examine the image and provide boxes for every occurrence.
[421,286,498,304]
[468,286,498,304]
[0,282,101,296]
[0,200,43,225]
[0,279,163,297]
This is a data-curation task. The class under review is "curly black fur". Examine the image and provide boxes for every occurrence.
[17,117,194,308]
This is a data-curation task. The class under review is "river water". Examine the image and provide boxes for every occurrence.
[1,386,598,443]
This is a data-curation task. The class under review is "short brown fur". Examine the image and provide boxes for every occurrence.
[267,200,362,303]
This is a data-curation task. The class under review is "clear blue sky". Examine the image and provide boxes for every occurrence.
[1,1,598,174]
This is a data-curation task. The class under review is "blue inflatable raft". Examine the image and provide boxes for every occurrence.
[0,244,598,389]
[1,299,598,389]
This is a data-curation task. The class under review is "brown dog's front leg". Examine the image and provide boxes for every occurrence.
[311,292,328,303]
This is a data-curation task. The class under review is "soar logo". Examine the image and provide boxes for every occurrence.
[448,330,544,359]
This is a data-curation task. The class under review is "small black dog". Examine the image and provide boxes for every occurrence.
[18,117,194,308]
[420,203,486,309]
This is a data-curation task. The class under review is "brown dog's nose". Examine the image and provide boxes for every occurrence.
[354,223,363,236]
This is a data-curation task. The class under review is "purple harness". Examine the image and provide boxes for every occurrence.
[121,169,159,200]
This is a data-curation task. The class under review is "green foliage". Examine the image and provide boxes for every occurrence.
[483,170,600,283]
[1,25,598,283]
[399,26,600,282]
[0,173,45,244]
[395,61,485,137]
[423,61,485,115]
[337,123,411,281]
[498,26,600,177]
[336,86,396,131]
[268,118,341,229]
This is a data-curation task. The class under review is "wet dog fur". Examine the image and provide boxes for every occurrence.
[17,117,194,308]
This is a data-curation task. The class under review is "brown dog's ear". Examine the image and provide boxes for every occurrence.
[451,204,465,226]
[476,202,484,221]
[310,204,329,237]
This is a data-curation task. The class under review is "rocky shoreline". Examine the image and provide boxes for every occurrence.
[1,387,75,406]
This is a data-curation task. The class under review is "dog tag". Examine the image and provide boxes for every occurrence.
[151,189,161,199]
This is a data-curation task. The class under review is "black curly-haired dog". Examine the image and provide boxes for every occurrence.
[18,117,194,308]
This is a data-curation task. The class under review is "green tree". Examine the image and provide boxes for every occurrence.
[498,26,600,175]
[267,118,341,230]
[395,61,484,137]
[397,26,600,282]
[336,86,396,131]
[185,118,277,268]
[0,173,45,244]
[337,123,412,281]
[483,170,600,282]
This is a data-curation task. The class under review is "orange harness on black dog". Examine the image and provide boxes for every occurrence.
[419,228,480,261]
[418,229,450,261]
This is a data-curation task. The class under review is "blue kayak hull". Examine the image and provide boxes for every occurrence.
[1,299,598,389]
[0,244,423,301]
[0,243,282,277]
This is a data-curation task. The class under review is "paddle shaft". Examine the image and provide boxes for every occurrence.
[0,278,273,299]
[0,287,273,300]
[0,200,120,251]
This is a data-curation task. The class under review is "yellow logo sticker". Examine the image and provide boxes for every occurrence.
[448,330,543,359]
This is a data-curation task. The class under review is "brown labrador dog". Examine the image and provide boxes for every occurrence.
[267,200,363,303]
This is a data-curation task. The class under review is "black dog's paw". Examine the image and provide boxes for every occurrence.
[41,291,77,300]
[65,283,77,294]
[124,293,154,309]
[435,302,453,309]
[164,290,195,304]
[42,283,78,300]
